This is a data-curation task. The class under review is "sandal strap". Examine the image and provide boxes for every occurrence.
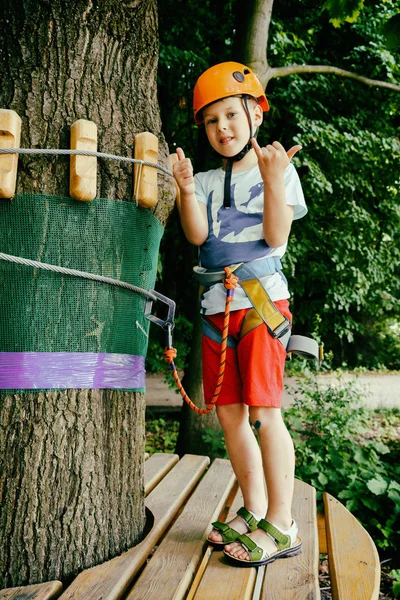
[257,519,291,550]
[236,507,258,532]
[210,520,239,544]
[236,533,267,562]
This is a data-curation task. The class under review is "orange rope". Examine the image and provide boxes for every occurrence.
[164,266,239,415]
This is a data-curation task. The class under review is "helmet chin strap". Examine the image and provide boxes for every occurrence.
[223,95,254,208]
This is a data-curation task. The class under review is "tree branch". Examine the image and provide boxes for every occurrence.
[241,0,273,75]
[264,64,400,92]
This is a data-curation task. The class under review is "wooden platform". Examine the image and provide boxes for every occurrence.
[0,453,381,600]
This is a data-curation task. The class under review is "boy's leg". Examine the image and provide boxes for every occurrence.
[224,300,298,560]
[224,407,296,559]
[202,310,267,544]
[207,403,267,544]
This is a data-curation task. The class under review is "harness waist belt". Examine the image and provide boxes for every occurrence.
[195,258,322,362]
[193,256,283,286]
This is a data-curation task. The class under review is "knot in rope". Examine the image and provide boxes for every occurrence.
[164,347,177,364]
[223,266,239,290]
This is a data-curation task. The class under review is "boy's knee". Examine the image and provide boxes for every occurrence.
[217,403,248,430]
[249,406,282,430]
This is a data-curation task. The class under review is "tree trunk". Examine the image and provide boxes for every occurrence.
[0,0,174,587]
[232,0,274,85]
[175,312,222,458]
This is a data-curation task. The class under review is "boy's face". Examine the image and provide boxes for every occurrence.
[202,96,263,158]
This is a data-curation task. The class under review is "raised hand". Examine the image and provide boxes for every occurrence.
[251,138,302,184]
[172,147,196,196]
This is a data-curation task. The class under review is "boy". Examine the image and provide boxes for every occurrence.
[172,62,307,566]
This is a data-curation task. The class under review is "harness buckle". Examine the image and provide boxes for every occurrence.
[269,319,291,340]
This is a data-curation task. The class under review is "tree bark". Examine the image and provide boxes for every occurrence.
[175,311,222,458]
[0,0,174,587]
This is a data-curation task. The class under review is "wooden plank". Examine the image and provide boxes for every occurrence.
[0,581,63,600]
[58,454,210,600]
[127,458,237,600]
[317,511,328,554]
[323,492,380,600]
[144,452,179,495]
[191,487,257,600]
[261,478,320,600]
[193,551,257,600]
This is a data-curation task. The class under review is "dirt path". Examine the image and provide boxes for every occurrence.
[146,372,400,411]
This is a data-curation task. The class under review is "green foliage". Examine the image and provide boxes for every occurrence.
[202,428,228,459]
[158,0,400,370]
[145,415,180,454]
[323,0,365,27]
[284,373,400,552]
[267,0,400,369]
[382,13,400,51]
[391,569,400,598]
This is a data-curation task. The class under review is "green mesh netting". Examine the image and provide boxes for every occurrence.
[0,193,163,366]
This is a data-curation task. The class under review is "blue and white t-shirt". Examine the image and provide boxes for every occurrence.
[194,163,307,315]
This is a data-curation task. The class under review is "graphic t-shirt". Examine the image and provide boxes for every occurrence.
[194,163,307,315]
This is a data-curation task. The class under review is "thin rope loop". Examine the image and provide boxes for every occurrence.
[164,267,238,415]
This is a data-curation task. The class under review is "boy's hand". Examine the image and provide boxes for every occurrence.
[251,139,302,184]
[173,148,195,196]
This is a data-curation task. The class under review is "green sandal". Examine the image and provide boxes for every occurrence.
[207,507,258,549]
[223,518,302,566]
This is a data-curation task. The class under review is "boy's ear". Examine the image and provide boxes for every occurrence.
[253,103,264,126]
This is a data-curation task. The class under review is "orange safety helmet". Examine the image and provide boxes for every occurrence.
[193,62,269,124]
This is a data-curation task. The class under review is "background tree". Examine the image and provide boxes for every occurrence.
[155,0,400,455]
[0,0,174,587]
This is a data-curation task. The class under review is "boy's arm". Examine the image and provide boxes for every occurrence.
[251,139,301,248]
[173,148,208,246]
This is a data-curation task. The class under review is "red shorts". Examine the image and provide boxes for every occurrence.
[202,299,292,408]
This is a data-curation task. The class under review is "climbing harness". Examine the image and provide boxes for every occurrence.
[194,257,323,362]
[146,259,322,416]
[195,259,322,362]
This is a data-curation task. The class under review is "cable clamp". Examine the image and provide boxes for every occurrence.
[145,291,176,347]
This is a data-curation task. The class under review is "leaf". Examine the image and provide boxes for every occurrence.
[393,580,400,598]
[323,0,364,27]
[382,14,400,51]
[318,472,329,486]
[367,477,388,495]
[374,441,390,455]
[388,480,400,494]
[360,495,380,511]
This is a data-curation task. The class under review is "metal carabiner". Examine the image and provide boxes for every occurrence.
[145,290,176,337]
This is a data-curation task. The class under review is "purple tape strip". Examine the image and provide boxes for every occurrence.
[0,352,145,390]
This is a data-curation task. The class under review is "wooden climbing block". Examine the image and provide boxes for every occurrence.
[70,119,97,201]
[133,132,158,208]
[0,109,21,199]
